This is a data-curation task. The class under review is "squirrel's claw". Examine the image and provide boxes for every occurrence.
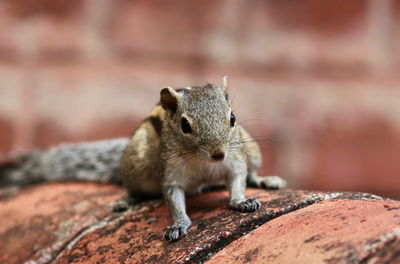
[235,198,261,212]
[163,225,189,241]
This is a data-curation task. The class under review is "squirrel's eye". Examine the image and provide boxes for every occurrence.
[181,117,192,134]
[230,112,236,127]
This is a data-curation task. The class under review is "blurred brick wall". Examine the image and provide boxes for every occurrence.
[0,0,399,199]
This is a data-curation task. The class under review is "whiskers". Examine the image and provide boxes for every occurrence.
[237,118,275,133]
[232,118,281,153]
[228,137,279,152]
[163,148,198,163]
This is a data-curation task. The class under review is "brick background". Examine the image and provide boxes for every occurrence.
[0,0,399,199]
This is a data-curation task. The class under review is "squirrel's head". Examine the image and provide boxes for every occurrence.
[160,76,235,162]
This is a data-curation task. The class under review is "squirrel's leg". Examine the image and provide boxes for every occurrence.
[245,153,286,189]
[247,173,287,190]
[162,185,192,241]
[228,161,261,212]
[244,138,287,189]
[239,127,287,189]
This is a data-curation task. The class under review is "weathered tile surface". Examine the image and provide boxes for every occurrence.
[208,199,400,264]
[53,188,381,264]
[0,182,396,264]
[0,183,124,264]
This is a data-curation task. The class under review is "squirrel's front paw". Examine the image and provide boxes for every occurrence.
[232,198,261,212]
[163,224,190,241]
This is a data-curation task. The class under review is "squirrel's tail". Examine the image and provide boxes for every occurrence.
[0,153,44,187]
[0,138,129,188]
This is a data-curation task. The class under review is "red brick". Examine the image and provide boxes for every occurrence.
[34,117,139,150]
[81,116,139,142]
[4,0,83,19]
[31,120,69,150]
[0,6,18,60]
[110,0,217,58]
[267,0,368,34]
[0,116,14,154]
[305,113,400,199]
[36,20,84,60]
[394,1,400,68]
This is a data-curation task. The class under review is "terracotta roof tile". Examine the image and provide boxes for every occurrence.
[0,183,398,264]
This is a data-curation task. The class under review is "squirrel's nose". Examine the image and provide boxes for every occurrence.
[211,152,225,161]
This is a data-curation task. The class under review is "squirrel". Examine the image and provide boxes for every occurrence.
[0,76,286,241]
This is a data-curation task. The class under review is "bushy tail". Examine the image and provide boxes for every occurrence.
[0,138,129,188]
[0,153,44,187]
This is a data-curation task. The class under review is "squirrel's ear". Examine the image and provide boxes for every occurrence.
[221,76,229,100]
[160,86,180,114]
